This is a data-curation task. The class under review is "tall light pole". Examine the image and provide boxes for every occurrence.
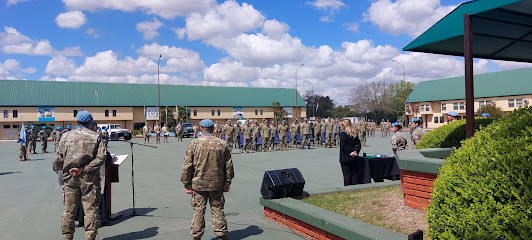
[158,54,161,128]
[392,59,406,126]
[295,63,304,120]
[303,80,315,117]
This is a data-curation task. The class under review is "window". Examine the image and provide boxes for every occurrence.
[12,110,18,118]
[211,110,215,116]
[517,99,523,107]
[479,101,484,107]
[113,110,117,117]
[4,125,10,129]
[105,110,109,117]
[508,99,515,108]
[260,110,263,115]
[193,110,197,116]
[459,102,465,110]
[440,116,445,123]
[442,103,446,110]
[217,110,221,116]
[13,124,20,129]
[73,110,78,117]
[453,103,458,110]
[434,117,439,123]
[255,110,258,115]
[4,110,8,118]
[406,106,410,112]
[486,100,493,106]
[425,105,430,112]
[420,105,425,112]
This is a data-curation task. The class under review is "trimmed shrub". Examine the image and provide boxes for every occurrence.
[416,118,494,149]
[427,107,532,239]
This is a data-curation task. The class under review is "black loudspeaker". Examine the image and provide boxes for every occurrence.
[261,168,305,199]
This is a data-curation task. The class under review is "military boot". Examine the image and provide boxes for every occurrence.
[218,236,230,240]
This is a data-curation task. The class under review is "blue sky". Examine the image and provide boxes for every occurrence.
[1,0,531,105]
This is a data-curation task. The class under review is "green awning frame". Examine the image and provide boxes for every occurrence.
[404,0,532,63]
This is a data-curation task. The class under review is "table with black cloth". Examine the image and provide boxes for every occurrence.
[348,155,400,185]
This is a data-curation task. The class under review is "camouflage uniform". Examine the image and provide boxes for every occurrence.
[358,119,367,146]
[261,122,271,151]
[269,123,277,151]
[29,128,38,154]
[332,120,340,146]
[162,125,169,143]
[325,119,334,148]
[243,123,253,153]
[39,129,49,153]
[181,133,234,239]
[154,125,161,144]
[313,120,321,147]
[178,123,184,142]
[52,127,106,240]
[52,129,63,152]
[320,120,326,146]
[252,123,260,150]
[411,127,426,150]
[143,125,151,143]
[300,120,311,149]
[224,123,234,150]
[290,122,299,148]
[391,130,408,155]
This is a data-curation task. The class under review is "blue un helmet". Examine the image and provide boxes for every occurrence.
[66,125,71,130]
[42,126,46,129]
[481,113,491,117]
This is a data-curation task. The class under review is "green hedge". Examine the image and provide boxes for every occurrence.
[416,118,494,149]
[427,107,532,239]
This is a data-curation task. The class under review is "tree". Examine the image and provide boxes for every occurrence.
[304,93,335,118]
[176,106,189,122]
[272,101,286,123]
[477,104,504,118]
[160,107,177,127]
[331,105,358,119]
[349,80,391,121]
[388,81,415,123]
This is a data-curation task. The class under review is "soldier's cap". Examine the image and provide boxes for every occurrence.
[199,119,214,128]
[481,113,491,117]
[448,111,458,117]
[42,126,46,129]
[30,125,34,128]
[282,120,285,122]
[75,126,79,129]
[55,126,60,130]
[104,127,108,130]
[76,110,93,123]
[391,122,401,127]
[66,125,71,129]
[227,120,231,122]
[411,118,421,122]
[98,126,101,130]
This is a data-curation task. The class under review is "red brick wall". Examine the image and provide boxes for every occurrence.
[400,169,437,211]
[264,207,344,240]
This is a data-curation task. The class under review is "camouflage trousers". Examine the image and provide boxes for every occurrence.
[30,140,37,153]
[280,135,287,148]
[225,137,233,150]
[325,132,333,147]
[263,136,270,150]
[19,144,27,160]
[333,133,339,146]
[244,138,252,152]
[291,133,298,147]
[360,132,367,145]
[314,132,321,145]
[301,134,310,148]
[62,172,101,240]
[190,190,228,238]
[55,140,60,152]
[41,139,47,152]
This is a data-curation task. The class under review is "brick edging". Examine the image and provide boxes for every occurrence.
[400,169,437,211]
[264,207,343,240]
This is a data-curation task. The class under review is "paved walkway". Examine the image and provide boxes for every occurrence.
[0,133,407,240]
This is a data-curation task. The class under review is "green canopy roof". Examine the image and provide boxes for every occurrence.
[404,0,532,63]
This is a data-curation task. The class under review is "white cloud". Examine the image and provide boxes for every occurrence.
[0,26,82,56]
[45,56,76,76]
[262,20,290,40]
[493,60,532,71]
[345,22,359,32]
[74,50,156,77]
[307,0,346,12]
[137,43,205,73]
[342,40,399,62]
[319,16,332,23]
[184,0,264,43]
[55,11,87,29]
[172,28,186,40]
[62,0,216,19]
[6,0,32,6]
[364,0,456,37]
[0,59,35,79]
[203,61,259,82]
[136,17,163,40]
[85,28,99,38]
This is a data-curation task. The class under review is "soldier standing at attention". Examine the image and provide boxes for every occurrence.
[320,119,326,147]
[333,119,340,147]
[325,117,334,148]
[390,122,407,156]
[181,119,234,240]
[313,117,321,147]
[38,126,49,153]
[358,117,367,147]
[154,122,161,144]
[62,125,72,134]
[290,119,299,149]
[252,121,260,151]
[243,121,253,153]
[224,120,234,151]
[29,125,38,154]
[18,125,29,161]
[409,118,426,150]
[300,118,311,149]
[162,124,169,143]
[269,121,277,151]
[278,120,289,151]
[51,126,62,152]
[143,123,151,144]
[177,122,184,142]
[261,120,271,152]
[53,110,106,240]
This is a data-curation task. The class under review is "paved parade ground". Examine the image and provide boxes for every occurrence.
[0,133,406,240]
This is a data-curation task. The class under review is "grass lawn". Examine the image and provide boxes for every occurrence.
[302,185,428,238]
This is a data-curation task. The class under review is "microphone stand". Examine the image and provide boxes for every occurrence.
[117,140,157,217]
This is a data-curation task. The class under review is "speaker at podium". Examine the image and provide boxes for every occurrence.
[261,168,305,199]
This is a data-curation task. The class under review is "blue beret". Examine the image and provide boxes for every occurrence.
[391,122,400,127]
[42,126,46,129]
[66,125,71,129]
[75,126,79,129]
[227,120,231,122]
[481,113,490,117]
[411,118,421,122]
[76,110,93,123]
[282,120,285,122]
[30,125,34,128]
[55,126,60,130]
[448,111,458,117]
[104,127,108,130]
[199,119,214,128]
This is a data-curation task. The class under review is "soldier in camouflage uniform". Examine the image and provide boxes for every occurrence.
[320,119,326,147]
[143,124,151,144]
[162,124,169,143]
[51,126,63,152]
[252,121,260,151]
[52,111,106,240]
[261,120,271,152]
[177,122,184,142]
[390,122,407,156]
[290,119,299,148]
[243,121,253,153]
[358,117,367,147]
[270,121,277,151]
[300,118,311,149]
[181,119,234,240]
[409,118,426,150]
[313,117,321,147]
[332,119,340,147]
[154,123,161,144]
[18,126,29,161]
[28,125,38,154]
[224,120,234,151]
[38,126,49,153]
[278,120,289,151]
[325,117,334,148]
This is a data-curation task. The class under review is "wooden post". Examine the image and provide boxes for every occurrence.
[464,13,475,138]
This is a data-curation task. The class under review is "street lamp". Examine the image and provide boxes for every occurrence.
[391,59,406,126]
[158,54,161,128]
[303,80,315,117]
[295,63,304,120]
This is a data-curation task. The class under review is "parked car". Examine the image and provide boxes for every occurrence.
[182,123,194,137]
[97,123,132,140]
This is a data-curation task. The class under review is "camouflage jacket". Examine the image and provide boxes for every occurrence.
[224,125,234,138]
[52,127,106,180]
[391,131,408,153]
[181,133,234,191]
[290,123,299,134]
[300,123,310,134]
[243,125,252,139]
[313,122,321,133]
[411,127,426,149]
[38,129,49,140]
[278,124,289,137]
